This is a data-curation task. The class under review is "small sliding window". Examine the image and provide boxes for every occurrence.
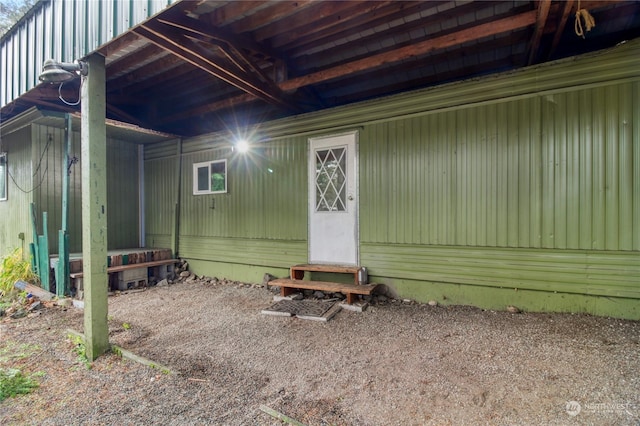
[193,159,227,195]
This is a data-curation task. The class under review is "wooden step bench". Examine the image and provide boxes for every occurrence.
[271,278,379,304]
[290,264,367,286]
[70,259,179,294]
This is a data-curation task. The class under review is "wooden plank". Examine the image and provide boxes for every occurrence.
[14,280,55,301]
[291,264,362,274]
[271,278,378,295]
[70,259,179,279]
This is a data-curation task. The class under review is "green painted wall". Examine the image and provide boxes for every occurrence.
[0,127,33,257]
[31,123,140,253]
[359,83,639,251]
[144,41,640,319]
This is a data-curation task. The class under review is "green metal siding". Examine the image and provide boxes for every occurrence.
[178,136,307,241]
[145,155,177,249]
[1,0,177,107]
[361,244,639,299]
[144,136,308,263]
[0,127,33,256]
[31,123,140,252]
[151,41,639,316]
[106,138,139,249]
[360,82,639,252]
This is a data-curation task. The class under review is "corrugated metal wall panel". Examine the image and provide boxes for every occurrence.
[358,82,638,252]
[31,124,139,252]
[0,128,33,256]
[106,138,139,248]
[179,237,306,269]
[144,156,177,247]
[361,243,639,299]
[1,0,177,107]
[175,136,307,241]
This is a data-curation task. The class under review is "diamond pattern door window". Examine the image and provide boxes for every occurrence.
[315,147,347,212]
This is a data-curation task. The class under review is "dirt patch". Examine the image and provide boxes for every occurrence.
[1,280,639,425]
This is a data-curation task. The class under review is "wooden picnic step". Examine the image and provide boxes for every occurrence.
[271,278,379,304]
[290,264,367,285]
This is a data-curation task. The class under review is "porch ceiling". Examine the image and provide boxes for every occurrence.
[3,0,640,137]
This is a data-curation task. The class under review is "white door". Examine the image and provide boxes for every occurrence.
[308,131,358,265]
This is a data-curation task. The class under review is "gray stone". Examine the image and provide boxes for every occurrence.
[507,305,521,313]
[428,300,438,306]
[377,295,388,303]
[157,279,169,287]
[313,291,326,299]
[179,271,191,278]
[10,308,27,319]
[262,273,276,287]
[333,293,346,300]
[339,302,368,312]
[56,298,73,307]
[303,290,313,297]
[28,301,42,311]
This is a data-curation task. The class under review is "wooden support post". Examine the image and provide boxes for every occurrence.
[38,212,49,291]
[30,203,39,274]
[171,139,182,257]
[56,113,72,297]
[81,53,110,361]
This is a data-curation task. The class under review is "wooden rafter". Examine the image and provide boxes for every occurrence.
[132,22,299,112]
[280,10,538,92]
[157,14,281,60]
[527,0,552,65]
[547,0,576,59]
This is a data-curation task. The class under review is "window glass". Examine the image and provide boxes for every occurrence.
[193,159,227,195]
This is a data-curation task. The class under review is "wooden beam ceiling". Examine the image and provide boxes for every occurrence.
[279,10,538,92]
[132,21,300,113]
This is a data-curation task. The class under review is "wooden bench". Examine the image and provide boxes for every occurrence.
[272,264,375,304]
[70,259,179,294]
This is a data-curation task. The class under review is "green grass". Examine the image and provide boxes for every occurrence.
[0,368,40,401]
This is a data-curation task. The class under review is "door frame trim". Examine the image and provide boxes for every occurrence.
[307,129,360,265]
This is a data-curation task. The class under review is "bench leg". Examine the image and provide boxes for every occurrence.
[281,287,295,297]
[346,293,357,304]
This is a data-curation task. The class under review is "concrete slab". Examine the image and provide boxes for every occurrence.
[339,302,368,312]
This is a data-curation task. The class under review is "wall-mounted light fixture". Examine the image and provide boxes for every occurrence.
[39,59,88,83]
[236,139,250,153]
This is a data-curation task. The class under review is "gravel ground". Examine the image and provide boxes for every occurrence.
[1,279,639,425]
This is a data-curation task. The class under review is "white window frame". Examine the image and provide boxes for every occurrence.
[193,159,227,195]
[0,152,7,201]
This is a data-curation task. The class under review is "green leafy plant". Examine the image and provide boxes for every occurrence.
[122,322,131,330]
[68,334,91,369]
[0,248,38,295]
[0,368,40,401]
